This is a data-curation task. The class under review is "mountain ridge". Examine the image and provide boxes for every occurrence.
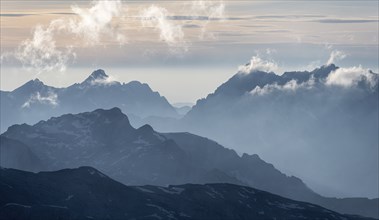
[1,107,378,218]
[0,166,375,220]
[0,69,179,132]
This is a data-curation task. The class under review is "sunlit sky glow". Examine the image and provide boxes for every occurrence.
[1,0,378,103]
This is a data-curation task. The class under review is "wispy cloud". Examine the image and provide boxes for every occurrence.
[188,0,225,38]
[188,0,225,20]
[251,78,315,96]
[327,50,347,65]
[139,1,226,52]
[68,0,126,45]
[14,23,75,73]
[22,91,59,108]
[140,5,187,52]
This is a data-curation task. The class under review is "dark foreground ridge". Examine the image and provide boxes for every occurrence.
[0,167,375,220]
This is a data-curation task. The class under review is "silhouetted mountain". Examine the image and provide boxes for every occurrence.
[0,69,179,132]
[0,167,374,220]
[147,64,378,200]
[1,108,378,218]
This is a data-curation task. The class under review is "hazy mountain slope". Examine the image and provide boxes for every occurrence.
[0,69,178,132]
[152,64,378,199]
[164,132,379,218]
[164,132,316,202]
[0,167,373,220]
[0,136,44,172]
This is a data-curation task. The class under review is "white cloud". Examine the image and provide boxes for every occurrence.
[138,1,225,50]
[90,75,118,86]
[140,5,187,51]
[327,50,347,65]
[238,56,278,74]
[189,0,225,21]
[326,66,378,88]
[22,91,59,108]
[14,24,74,73]
[250,78,315,96]
[68,0,126,45]
[188,0,225,38]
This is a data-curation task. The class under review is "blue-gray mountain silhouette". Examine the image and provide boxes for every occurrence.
[1,108,378,218]
[0,167,376,220]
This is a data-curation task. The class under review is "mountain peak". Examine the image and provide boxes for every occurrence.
[26,78,45,86]
[312,63,338,79]
[90,69,108,79]
[82,69,109,84]
[93,107,125,119]
[13,78,47,93]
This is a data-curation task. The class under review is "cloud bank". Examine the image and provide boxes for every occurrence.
[235,55,378,96]
[326,66,378,88]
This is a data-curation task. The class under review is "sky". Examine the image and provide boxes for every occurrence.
[1,0,378,103]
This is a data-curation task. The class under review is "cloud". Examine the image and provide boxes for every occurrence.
[326,66,378,89]
[14,23,75,73]
[2,0,125,73]
[189,0,225,19]
[90,75,118,86]
[3,0,229,69]
[22,91,59,108]
[188,0,225,38]
[238,56,278,74]
[237,52,377,96]
[327,50,346,65]
[140,5,187,51]
[68,0,126,45]
[251,78,315,96]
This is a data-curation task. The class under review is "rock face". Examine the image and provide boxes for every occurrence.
[0,167,373,220]
[1,108,378,218]
[0,69,179,132]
